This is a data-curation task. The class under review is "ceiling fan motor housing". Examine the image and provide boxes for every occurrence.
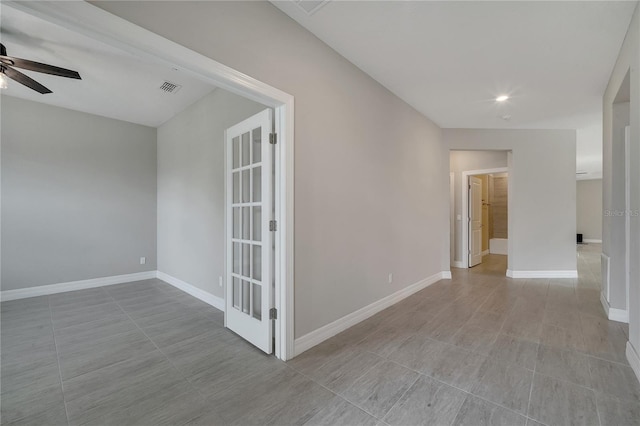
[0,42,81,94]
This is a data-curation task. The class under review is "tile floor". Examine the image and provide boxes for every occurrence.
[2,244,639,425]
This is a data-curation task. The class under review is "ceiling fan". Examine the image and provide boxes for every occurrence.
[0,43,81,94]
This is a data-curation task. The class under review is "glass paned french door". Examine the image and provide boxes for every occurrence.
[225,109,273,353]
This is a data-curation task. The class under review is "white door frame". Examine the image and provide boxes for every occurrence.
[625,126,631,315]
[461,167,509,269]
[449,172,455,266]
[7,1,295,360]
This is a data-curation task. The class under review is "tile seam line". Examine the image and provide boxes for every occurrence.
[287,361,383,422]
[106,280,292,414]
[382,349,532,420]
[48,294,72,426]
[102,285,211,404]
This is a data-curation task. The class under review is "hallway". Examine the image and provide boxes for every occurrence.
[288,244,638,425]
[1,245,638,425]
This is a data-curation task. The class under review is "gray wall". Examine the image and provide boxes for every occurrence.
[96,1,450,338]
[446,129,577,273]
[449,150,508,264]
[1,96,157,290]
[576,179,602,241]
[603,3,639,356]
[157,88,265,299]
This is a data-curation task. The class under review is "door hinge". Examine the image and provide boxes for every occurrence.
[269,133,277,144]
[269,308,278,320]
[269,220,277,231]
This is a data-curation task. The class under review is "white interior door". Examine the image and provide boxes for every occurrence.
[226,109,273,353]
[469,176,483,267]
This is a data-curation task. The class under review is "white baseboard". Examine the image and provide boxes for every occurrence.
[627,342,640,384]
[441,271,452,279]
[600,290,609,316]
[481,250,490,256]
[293,271,448,357]
[451,261,464,268]
[156,271,225,312]
[599,291,629,323]
[489,238,508,255]
[610,309,629,323]
[583,239,602,244]
[0,271,157,302]
[0,271,226,313]
[506,269,578,279]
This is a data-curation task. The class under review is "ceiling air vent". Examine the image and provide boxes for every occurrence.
[294,0,330,16]
[159,81,182,94]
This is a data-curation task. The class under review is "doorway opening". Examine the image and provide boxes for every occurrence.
[10,1,295,359]
[449,150,511,275]
[468,172,509,270]
[465,171,509,273]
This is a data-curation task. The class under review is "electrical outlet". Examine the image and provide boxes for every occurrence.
[140,257,146,265]
[218,276,223,287]
[388,273,393,284]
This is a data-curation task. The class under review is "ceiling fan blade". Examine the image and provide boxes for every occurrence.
[0,56,81,79]
[3,66,52,94]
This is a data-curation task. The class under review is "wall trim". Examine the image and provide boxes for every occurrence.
[293,271,449,357]
[583,239,603,244]
[627,342,640,384]
[156,271,225,312]
[441,271,452,279]
[600,290,609,316]
[0,271,157,301]
[608,307,629,323]
[481,250,490,256]
[506,269,578,278]
[451,261,464,268]
[602,253,611,302]
[600,290,629,323]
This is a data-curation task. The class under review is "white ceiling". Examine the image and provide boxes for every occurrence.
[0,6,214,127]
[274,1,635,130]
[2,2,634,178]
[274,1,637,180]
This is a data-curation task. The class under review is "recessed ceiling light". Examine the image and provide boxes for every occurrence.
[496,95,509,102]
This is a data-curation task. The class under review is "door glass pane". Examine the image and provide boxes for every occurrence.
[242,207,250,240]
[233,277,240,309]
[233,243,241,274]
[242,243,250,277]
[233,207,241,239]
[252,283,262,320]
[232,136,240,169]
[242,280,250,314]
[252,167,261,203]
[252,127,261,164]
[252,207,262,241]
[242,132,250,167]
[233,172,240,204]
[252,245,262,281]
[242,169,250,203]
